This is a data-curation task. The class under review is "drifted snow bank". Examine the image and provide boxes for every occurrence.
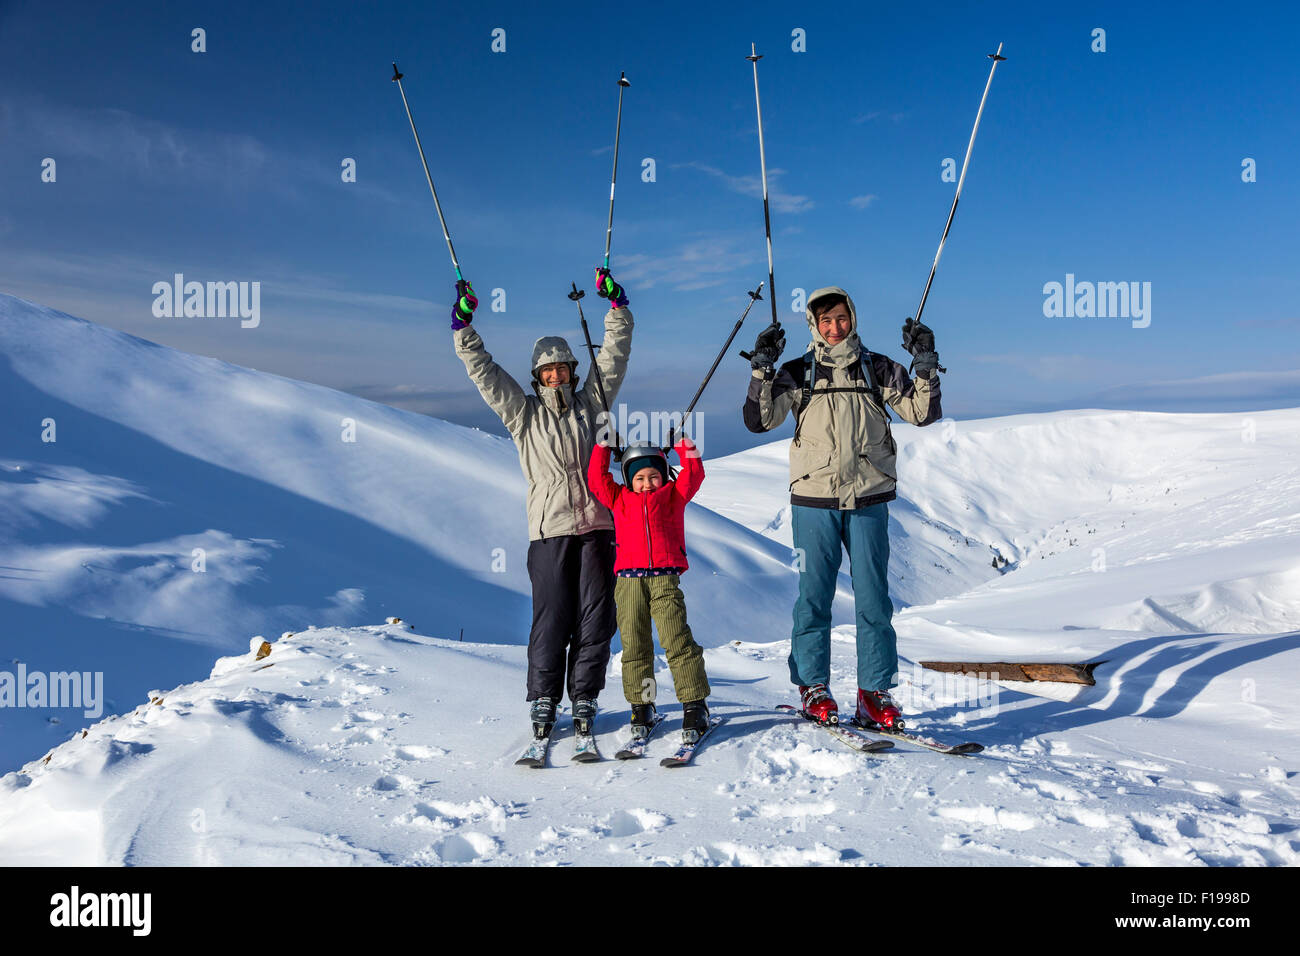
[1,621,1295,866]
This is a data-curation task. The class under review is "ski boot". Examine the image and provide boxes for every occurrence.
[630,702,657,741]
[572,698,598,737]
[681,699,710,744]
[799,684,839,724]
[529,696,557,739]
[855,688,904,731]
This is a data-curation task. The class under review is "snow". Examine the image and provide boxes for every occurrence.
[1,292,1298,866]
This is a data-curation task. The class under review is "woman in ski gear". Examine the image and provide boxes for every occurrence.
[453,268,633,735]
[587,435,711,743]
[742,287,942,728]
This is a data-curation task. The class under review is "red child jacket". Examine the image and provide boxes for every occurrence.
[587,437,705,574]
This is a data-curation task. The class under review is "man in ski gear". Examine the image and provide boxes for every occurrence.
[587,435,711,744]
[742,287,942,728]
[453,268,633,737]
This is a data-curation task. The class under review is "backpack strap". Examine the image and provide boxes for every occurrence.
[796,348,890,422]
[800,352,815,414]
[859,349,889,419]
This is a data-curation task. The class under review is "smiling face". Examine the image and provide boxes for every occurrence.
[631,469,664,493]
[815,302,853,346]
[537,362,572,387]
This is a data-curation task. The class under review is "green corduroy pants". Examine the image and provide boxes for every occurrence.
[615,574,710,705]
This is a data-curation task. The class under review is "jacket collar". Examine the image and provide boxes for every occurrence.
[537,382,574,414]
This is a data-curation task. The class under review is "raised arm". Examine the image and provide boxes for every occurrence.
[671,436,705,503]
[741,321,800,433]
[454,323,529,436]
[584,267,634,406]
[743,360,802,433]
[872,353,941,426]
[587,442,622,510]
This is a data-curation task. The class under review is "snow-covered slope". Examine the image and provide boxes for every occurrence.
[0,294,801,770]
[2,621,1294,866]
[2,293,1298,866]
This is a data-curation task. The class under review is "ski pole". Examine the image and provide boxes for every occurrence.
[747,44,780,332]
[603,72,631,270]
[569,282,624,454]
[907,43,1006,371]
[664,282,764,451]
[392,62,464,281]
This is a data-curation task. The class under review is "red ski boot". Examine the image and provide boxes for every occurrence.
[799,684,839,724]
[855,689,904,730]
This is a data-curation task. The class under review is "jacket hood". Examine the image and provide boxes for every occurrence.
[531,335,580,397]
[806,285,861,362]
[531,335,579,375]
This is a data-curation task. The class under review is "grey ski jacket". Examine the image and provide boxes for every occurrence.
[455,307,633,540]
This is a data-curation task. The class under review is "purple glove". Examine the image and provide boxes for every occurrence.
[595,267,629,308]
[451,279,477,330]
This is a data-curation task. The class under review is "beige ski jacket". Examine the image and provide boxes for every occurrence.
[743,287,940,510]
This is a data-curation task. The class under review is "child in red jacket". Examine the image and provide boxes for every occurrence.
[588,436,712,745]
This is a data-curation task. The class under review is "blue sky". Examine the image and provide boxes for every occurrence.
[2,0,1297,455]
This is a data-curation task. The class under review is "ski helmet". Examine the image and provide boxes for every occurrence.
[620,443,668,486]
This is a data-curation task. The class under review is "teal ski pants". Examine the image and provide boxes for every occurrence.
[789,502,898,691]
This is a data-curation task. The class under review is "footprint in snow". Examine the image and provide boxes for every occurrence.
[394,744,447,761]
[434,833,500,863]
[341,727,385,746]
[597,809,669,838]
[372,773,418,793]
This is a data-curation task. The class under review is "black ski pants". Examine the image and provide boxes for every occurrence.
[525,530,617,703]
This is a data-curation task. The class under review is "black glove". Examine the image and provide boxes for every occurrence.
[902,317,944,375]
[901,317,935,354]
[749,321,786,373]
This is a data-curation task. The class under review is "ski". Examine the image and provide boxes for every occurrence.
[615,714,666,760]
[515,729,554,768]
[776,704,894,754]
[660,715,724,768]
[571,730,603,763]
[848,717,983,756]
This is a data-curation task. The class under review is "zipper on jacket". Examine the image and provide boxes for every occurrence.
[642,495,654,568]
[826,369,839,495]
[561,400,579,520]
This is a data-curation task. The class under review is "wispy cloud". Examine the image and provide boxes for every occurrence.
[852,110,907,124]
[671,161,813,214]
[964,362,1300,412]
[1086,369,1300,408]
[4,98,267,184]
[0,249,436,319]
[850,194,878,209]
[614,234,756,292]
[1,97,401,203]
